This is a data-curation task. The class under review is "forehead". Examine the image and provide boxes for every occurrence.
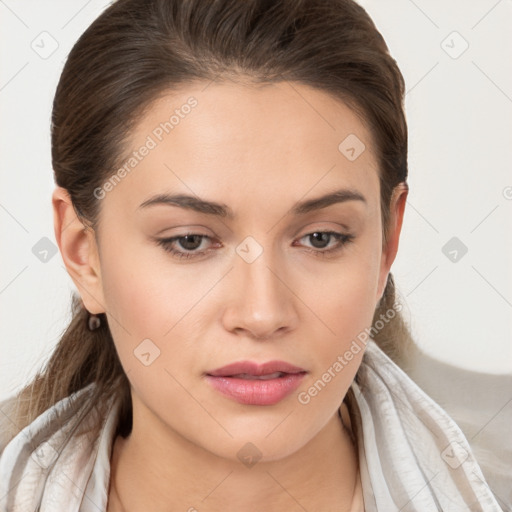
[108,80,380,214]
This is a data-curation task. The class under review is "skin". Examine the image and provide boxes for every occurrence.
[52,80,407,511]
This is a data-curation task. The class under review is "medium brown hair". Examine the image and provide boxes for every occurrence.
[11,0,413,437]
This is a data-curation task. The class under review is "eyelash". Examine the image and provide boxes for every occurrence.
[156,231,355,260]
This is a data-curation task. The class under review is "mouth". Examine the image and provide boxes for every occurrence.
[206,360,306,377]
[205,360,307,405]
[225,371,289,380]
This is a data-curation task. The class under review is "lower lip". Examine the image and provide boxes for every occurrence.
[205,373,306,405]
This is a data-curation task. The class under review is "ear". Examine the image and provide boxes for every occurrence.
[376,182,408,302]
[52,186,106,314]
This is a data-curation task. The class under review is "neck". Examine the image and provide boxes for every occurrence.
[108,403,358,512]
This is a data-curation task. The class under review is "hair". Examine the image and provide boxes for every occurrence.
[11,0,414,438]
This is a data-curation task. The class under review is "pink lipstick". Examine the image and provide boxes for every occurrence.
[205,360,307,405]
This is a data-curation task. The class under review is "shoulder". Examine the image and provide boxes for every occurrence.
[0,383,115,510]
[0,383,103,464]
[404,344,512,511]
[0,393,24,456]
[353,339,508,511]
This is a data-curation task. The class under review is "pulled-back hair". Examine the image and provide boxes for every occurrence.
[11,0,413,439]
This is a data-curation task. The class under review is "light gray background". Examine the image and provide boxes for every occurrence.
[1,0,511,403]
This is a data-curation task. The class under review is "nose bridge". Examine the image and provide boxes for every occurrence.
[223,239,297,337]
[242,254,281,306]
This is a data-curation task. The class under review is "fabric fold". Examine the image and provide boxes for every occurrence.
[350,340,504,511]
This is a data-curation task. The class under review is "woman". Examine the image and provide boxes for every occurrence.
[0,0,504,510]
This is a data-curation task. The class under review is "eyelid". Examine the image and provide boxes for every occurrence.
[153,224,216,237]
[292,220,353,238]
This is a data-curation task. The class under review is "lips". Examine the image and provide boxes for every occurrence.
[206,360,306,377]
[228,371,285,380]
[205,360,307,405]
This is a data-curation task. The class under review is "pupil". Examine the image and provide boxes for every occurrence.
[179,235,202,250]
[310,232,330,248]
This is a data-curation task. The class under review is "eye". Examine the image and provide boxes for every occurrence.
[294,231,354,256]
[156,234,219,259]
[156,230,354,261]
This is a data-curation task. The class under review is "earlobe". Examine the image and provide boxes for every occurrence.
[376,182,408,302]
[52,186,106,314]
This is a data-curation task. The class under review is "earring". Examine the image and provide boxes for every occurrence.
[87,313,102,331]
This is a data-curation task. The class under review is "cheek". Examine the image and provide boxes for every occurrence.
[99,237,208,334]
[96,235,175,376]
[98,246,204,402]
[298,243,381,340]
[101,254,163,336]
[293,248,380,424]
[98,238,226,378]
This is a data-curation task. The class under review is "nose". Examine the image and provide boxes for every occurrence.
[221,250,299,340]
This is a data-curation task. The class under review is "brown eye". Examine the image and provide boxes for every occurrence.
[308,232,332,249]
[156,233,217,260]
[294,231,355,257]
[177,234,204,250]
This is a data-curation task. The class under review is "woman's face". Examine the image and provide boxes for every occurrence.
[72,81,405,461]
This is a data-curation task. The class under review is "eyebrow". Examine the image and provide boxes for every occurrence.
[137,188,366,218]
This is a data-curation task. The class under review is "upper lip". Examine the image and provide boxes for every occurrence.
[206,360,306,377]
